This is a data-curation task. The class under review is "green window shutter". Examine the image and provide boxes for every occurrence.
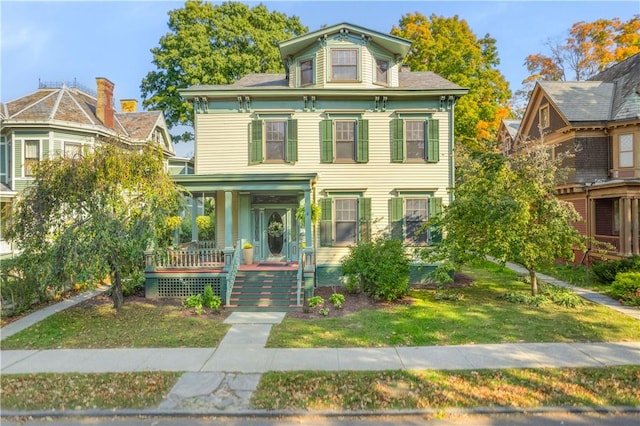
[429,197,443,244]
[286,119,298,163]
[358,197,371,242]
[320,119,334,163]
[319,197,333,247]
[391,118,404,162]
[389,197,404,240]
[427,119,440,163]
[356,119,369,163]
[250,120,263,164]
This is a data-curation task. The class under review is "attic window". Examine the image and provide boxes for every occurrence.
[539,105,550,129]
[332,49,358,81]
[375,58,389,85]
[300,58,314,86]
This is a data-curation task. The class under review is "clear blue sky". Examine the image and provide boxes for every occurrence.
[2,0,638,156]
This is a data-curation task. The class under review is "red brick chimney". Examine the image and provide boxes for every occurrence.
[96,77,115,128]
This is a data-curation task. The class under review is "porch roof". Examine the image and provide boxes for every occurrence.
[172,172,318,193]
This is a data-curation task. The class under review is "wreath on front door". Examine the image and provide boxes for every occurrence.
[267,221,284,237]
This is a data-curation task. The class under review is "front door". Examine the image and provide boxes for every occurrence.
[265,210,287,259]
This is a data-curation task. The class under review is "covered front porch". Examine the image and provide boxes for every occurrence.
[144,173,318,310]
[586,181,640,260]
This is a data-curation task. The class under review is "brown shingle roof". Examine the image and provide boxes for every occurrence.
[116,111,162,141]
[1,85,166,143]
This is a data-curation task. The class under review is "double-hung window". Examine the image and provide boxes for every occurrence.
[391,118,439,163]
[320,118,368,163]
[24,140,40,177]
[404,198,429,244]
[335,120,356,161]
[265,121,286,162]
[331,49,358,81]
[299,58,314,86]
[390,196,442,245]
[619,134,633,168]
[250,119,298,164]
[320,196,371,246]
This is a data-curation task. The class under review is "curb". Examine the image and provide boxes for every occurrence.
[2,405,640,420]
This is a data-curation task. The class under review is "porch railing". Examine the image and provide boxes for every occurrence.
[225,240,242,306]
[149,244,224,269]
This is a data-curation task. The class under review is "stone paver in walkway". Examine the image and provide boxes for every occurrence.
[159,372,261,412]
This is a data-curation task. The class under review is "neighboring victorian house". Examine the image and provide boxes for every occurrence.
[0,77,178,256]
[499,53,640,263]
[144,23,467,309]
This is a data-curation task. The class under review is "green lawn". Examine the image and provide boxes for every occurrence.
[253,366,640,411]
[0,298,230,349]
[266,261,640,348]
[538,262,612,293]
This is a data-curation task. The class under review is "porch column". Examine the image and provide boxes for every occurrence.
[223,190,234,268]
[588,198,596,250]
[191,194,198,242]
[622,197,632,256]
[303,190,315,273]
[632,198,639,255]
[304,190,312,250]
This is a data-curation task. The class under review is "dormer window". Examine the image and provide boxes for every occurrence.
[375,58,389,85]
[331,49,358,81]
[300,58,314,86]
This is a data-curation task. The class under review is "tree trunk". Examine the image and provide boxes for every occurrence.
[111,269,124,310]
[529,269,538,296]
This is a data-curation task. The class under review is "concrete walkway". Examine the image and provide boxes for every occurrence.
[1,268,639,414]
[502,260,640,320]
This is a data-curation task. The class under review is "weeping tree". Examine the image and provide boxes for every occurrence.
[6,144,182,309]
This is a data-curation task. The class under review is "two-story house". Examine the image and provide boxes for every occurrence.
[499,53,640,263]
[0,77,178,256]
[144,23,467,309]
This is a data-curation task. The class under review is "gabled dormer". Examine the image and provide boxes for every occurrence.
[279,23,411,89]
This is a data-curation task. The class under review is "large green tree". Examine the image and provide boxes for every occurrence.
[6,144,182,310]
[391,13,511,147]
[140,1,307,143]
[423,142,585,295]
